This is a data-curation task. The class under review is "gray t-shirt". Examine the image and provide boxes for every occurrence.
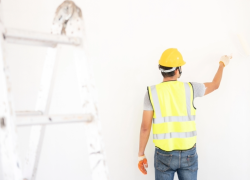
[143,82,206,110]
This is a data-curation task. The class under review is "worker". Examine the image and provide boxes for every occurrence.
[138,48,231,180]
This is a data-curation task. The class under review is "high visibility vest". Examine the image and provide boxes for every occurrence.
[148,81,196,151]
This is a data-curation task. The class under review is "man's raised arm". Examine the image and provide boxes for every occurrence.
[204,55,232,95]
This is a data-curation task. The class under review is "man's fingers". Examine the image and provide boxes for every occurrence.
[138,160,147,175]
[143,158,148,168]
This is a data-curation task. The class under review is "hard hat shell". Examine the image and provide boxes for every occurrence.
[159,48,186,67]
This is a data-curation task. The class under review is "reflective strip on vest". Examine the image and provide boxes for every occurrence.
[150,85,162,119]
[153,116,196,124]
[184,82,193,121]
[153,131,197,139]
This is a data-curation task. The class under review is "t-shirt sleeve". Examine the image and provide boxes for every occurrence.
[190,82,206,99]
[143,91,153,111]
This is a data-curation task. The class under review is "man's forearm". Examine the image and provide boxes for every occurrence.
[138,128,151,156]
[204,61,228,95]
[212,62,224,88]
[139,110,153,156]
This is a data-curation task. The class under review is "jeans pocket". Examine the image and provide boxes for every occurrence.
[187,151,198,171]
[155,151,172,172]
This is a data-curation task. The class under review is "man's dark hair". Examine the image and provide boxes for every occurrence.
[159,65,179,78]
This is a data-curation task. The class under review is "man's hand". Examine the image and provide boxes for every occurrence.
[138,155,148,175]
[219,55,232,67]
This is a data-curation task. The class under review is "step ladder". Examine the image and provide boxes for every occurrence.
[0,1,108,180]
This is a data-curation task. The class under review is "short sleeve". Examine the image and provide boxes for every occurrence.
[190,82,206,99]
[143,91,153,111]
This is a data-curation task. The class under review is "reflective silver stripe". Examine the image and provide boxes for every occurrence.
[150,85,162,119]
[153,131,197,140]
[184,82,192,120]
[153,115,195,124]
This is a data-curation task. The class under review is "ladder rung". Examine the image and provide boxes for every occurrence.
[4,28,81,47]
[16,114,92,127]
[16,111,43,116]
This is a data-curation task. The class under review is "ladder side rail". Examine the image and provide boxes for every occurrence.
[0,22,23,180]
[61,1,109,179]
[74,47,108,180]
[23,47,59,180]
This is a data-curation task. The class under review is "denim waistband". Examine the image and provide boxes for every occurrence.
[155,143,196,152]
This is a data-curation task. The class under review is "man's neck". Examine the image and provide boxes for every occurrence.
[163,77,178,82]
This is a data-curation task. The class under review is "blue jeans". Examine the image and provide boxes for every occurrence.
[154,145,198,180]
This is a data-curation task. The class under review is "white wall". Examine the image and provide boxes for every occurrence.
[2,0,250,180]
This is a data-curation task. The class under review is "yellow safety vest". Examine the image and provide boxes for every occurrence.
[148,81,196,151]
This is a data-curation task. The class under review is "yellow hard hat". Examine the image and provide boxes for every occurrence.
[159,48,186,67]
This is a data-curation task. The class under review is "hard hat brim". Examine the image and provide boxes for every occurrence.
[159,61,186,67]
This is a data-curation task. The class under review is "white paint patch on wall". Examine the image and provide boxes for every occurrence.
[2,0,250,180]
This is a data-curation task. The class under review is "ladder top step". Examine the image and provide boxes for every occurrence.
[4,28,82,47]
